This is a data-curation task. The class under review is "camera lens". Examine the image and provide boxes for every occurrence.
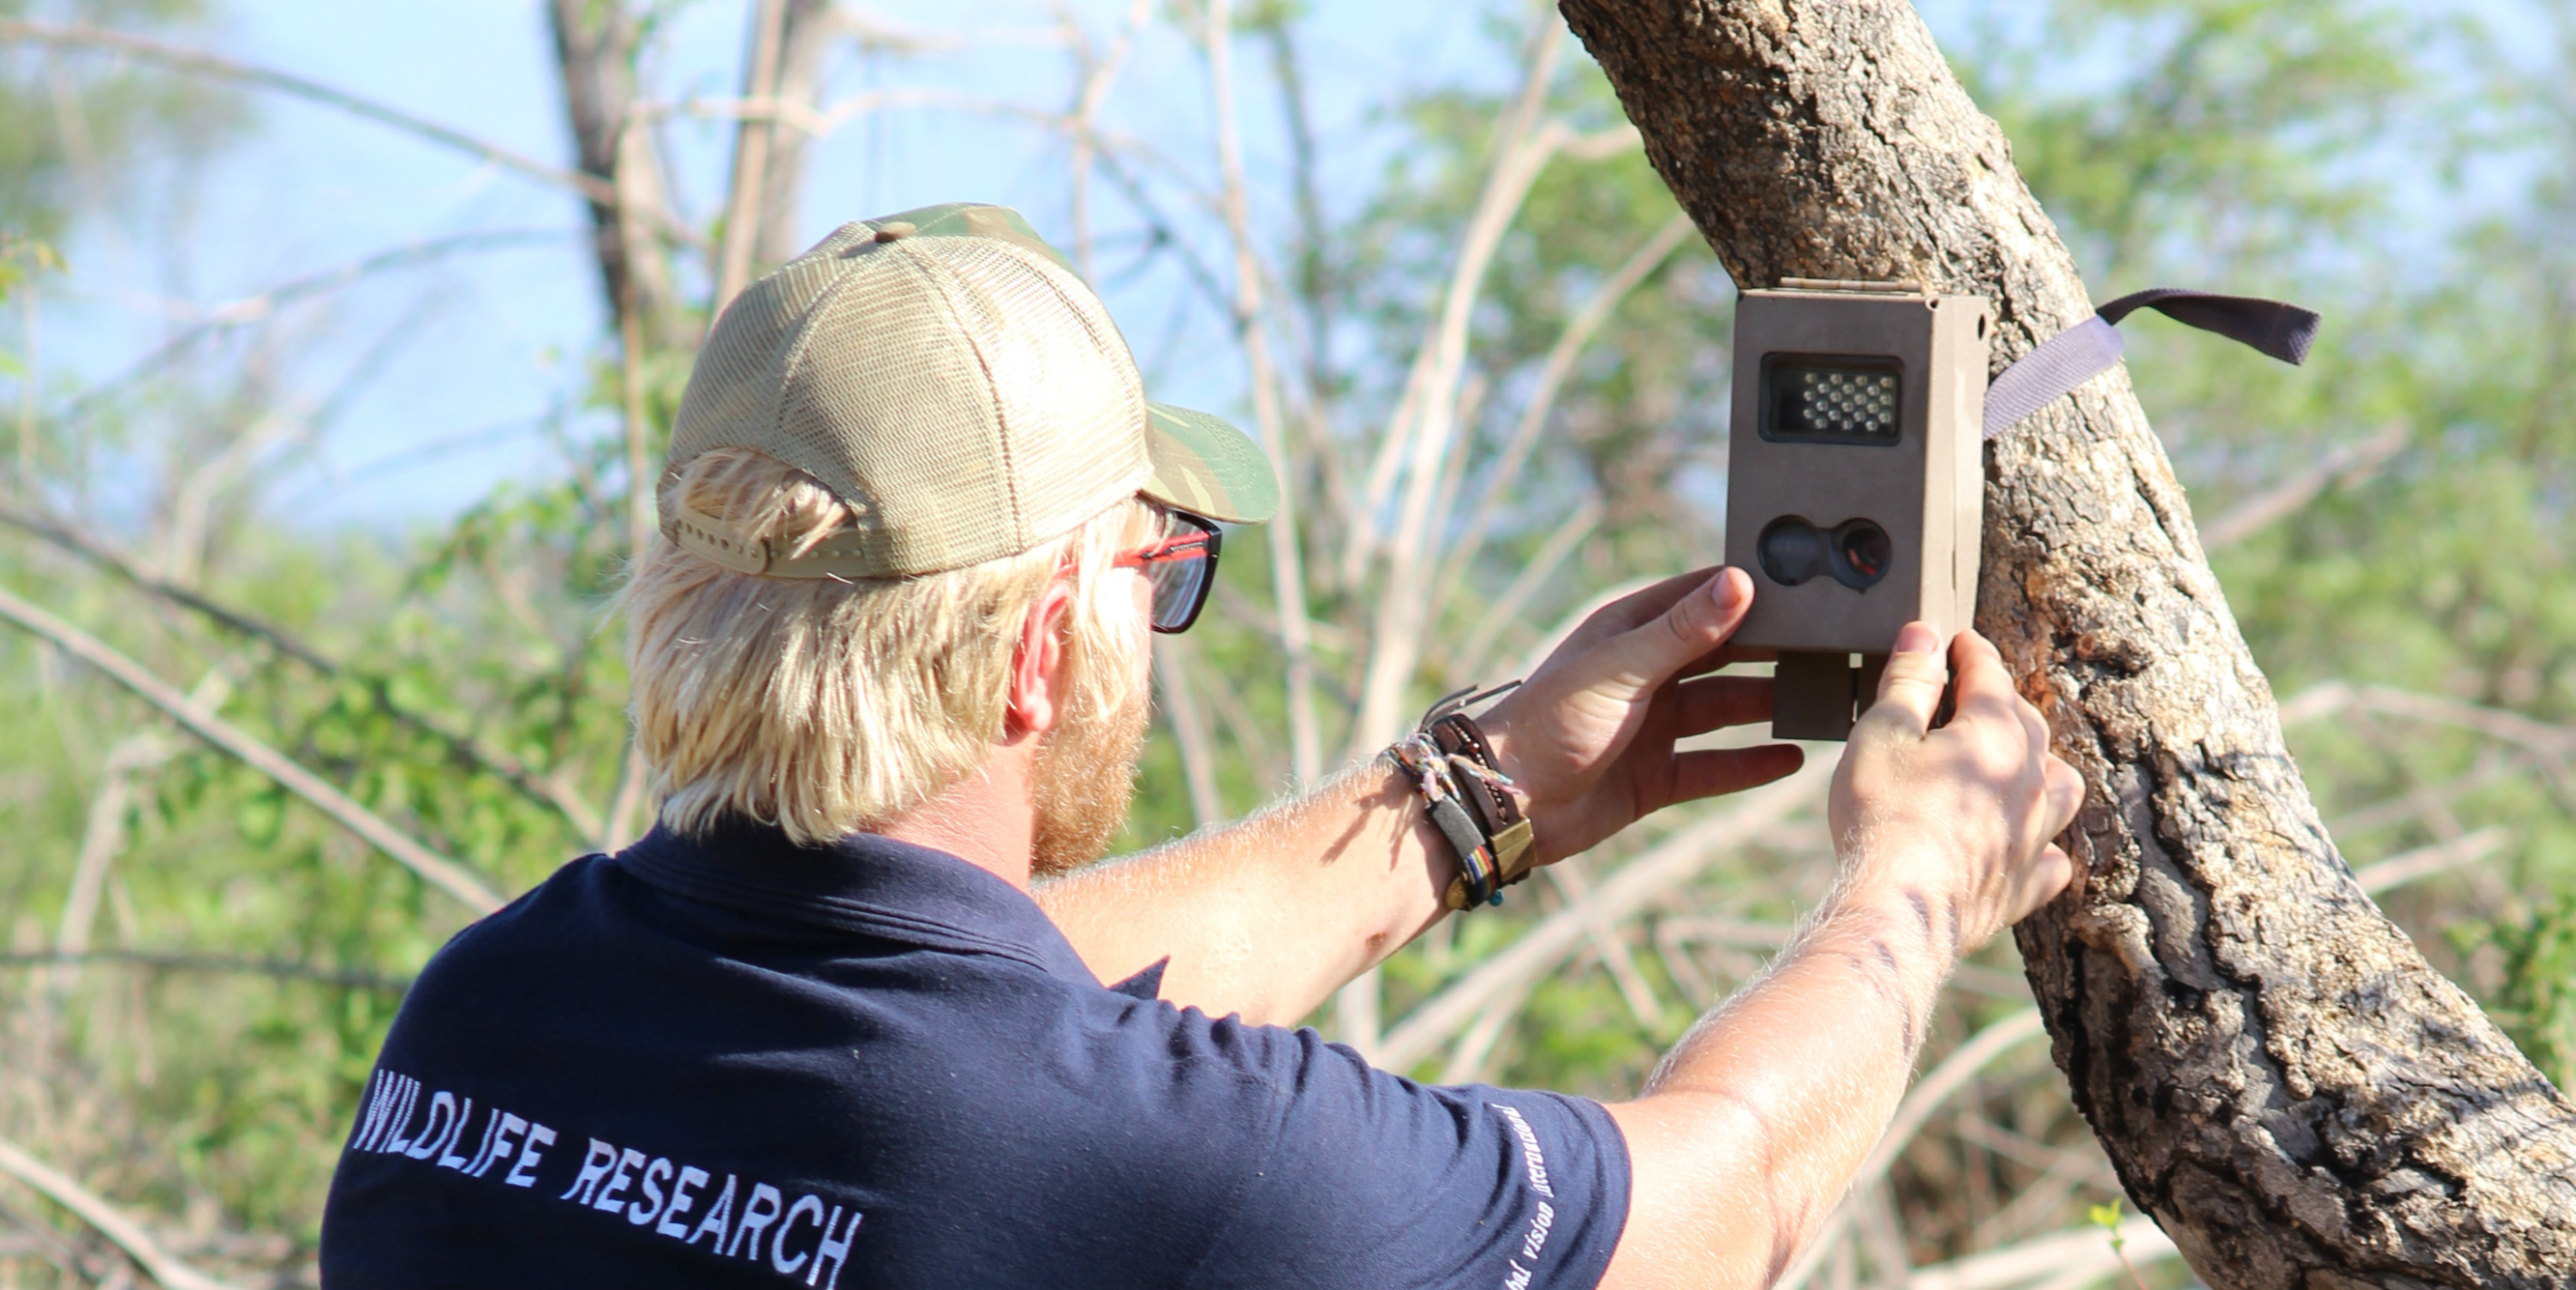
[1757,517,1828,587]
[1831,520,1892,590]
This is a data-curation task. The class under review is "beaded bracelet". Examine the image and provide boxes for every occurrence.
[1385,683,1537,910]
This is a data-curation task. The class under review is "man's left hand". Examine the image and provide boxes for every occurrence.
[1481,565,1803,866]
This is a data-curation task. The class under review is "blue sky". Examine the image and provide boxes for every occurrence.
[25,0,1535,530]
[16,0,2544,532]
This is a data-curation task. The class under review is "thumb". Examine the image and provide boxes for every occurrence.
[1864,622,1949,736]
[1598,566,1753,690]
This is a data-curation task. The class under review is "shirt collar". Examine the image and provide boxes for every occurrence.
[615,818,1101,986]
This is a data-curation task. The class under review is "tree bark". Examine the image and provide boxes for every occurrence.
[546,0,676,344]
[1554,2,2576,1285]
[753,0,838,269]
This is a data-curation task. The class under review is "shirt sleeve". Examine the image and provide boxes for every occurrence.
[1184,1024,1631,1290]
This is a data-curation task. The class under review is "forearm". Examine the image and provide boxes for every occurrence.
[1600,878,1952,1290]
[1034,759,1457,1024]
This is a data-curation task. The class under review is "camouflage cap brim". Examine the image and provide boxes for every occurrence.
[1142,403,1279,525]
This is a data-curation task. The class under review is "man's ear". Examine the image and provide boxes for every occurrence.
[1006,578,1078,739]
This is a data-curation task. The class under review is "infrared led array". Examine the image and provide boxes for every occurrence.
[1802,369,1896,435]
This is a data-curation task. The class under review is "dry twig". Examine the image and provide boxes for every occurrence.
[0,20,697,247]
[1375,760,1831,1071]
[0,1135,242,1290]
[0,503,607,837]
[0,583,504,913]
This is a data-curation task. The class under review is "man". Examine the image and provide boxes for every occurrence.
[319,204,2081,1289]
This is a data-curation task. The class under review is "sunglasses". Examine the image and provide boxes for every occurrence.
[1114,511,1222,634]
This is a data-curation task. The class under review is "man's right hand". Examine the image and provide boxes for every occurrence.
[1600,623,2081,1290]
[1830,623,2082,952]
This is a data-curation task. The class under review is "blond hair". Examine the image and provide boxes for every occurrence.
[622,447,1155,846]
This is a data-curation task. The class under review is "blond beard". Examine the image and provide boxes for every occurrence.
[1028,668,1152,878]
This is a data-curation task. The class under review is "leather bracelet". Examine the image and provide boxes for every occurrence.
[1388,682,1535,911]
[1429,713,1523,839]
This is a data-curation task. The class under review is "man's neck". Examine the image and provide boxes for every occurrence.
[879,739,1039,891]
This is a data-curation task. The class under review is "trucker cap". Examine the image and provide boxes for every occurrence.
[660,202,1280,579]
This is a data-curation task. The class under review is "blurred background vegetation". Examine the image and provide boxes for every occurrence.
[1,0,2571,1284]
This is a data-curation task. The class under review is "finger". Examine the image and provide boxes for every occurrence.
[1551,566,1726,655]
[1948,630,2023,721]
[2016,844,2076,917]
[1667,744,1805,805]
[1671,674,1773,734]
[1864,621,1948,735]
[2041,754,2085,834]
[1585,567,1756,693]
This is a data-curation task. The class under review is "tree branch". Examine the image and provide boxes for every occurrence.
[51,228,569,427]
[1431,212,1694,606]
[713,0,790,312]
[1903,1215,2177,1290]
[1066,0,1156,281]
[0,948,412,993]
[1346,24,1577,758]
[1375,760,1829,1072]
[1205,0,1322,787]
[0,583,505,913]
[0,1135,242,1290]
[2198,422,2408,551]
[0,19,699,248]
[0,504,606,838]
[1782,1010,2049,1289]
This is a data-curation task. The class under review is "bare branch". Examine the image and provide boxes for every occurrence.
[53,673,223,993]
[1155,636,1225,827]
[0,583,505,913]
[754,0,841,267]
[1559,122,1642,159]
[1347,21,1577,758]
[713,0,791,312]
[0,1135,242,1290]
[1953,1114,2120,1189]
[53,228,569,427]
[1432,213,1693,601]
[1780,1010,2050,1290]
[2353,826,2511,895]
[1546,858,1668,1029]
[2199,422,2407,551]
[1206,0,1342,1043]
[2331,760,2524,838]
[1375,760,1831,1072]
[602,305,657,853]
[0,19,705,248]
[839,14,1074,54]
[548,0,691,340]
[1206,0,1323,789]
[1437,978,1538,1084]
[2343,684,2576,756]
[0,504,606,837]
[1902,1215,2177,1290]
[1066,0,1156,280]
[1450,497,1601,685]
[1,949,411,993]
[677,86,1041,136]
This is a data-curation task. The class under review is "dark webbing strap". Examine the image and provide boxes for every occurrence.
[1982,289,2320,441]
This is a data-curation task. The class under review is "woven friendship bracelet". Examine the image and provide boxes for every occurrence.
[1386,683,1537,910]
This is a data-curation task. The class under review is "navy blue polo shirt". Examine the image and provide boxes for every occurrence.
[319,820,1631,1288]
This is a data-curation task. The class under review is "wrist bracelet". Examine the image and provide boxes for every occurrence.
[1385,682,1536,911]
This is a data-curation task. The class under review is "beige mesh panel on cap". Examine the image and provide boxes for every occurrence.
[664,218,1152,578]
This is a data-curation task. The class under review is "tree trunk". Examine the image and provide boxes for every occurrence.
[753,0,838,269]
[1554,2,2576,1285]
[546,0,676,344]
